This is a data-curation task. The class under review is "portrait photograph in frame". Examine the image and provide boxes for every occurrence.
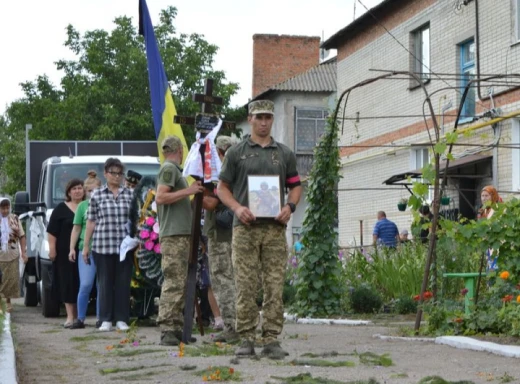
[247,175,281,218]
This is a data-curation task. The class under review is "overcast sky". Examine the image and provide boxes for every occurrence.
[0,0,383,114]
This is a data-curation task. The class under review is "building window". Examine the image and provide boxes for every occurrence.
[412,24,430,81]
[295,108,328,153]
[412,147,433,201]
[459,39,476,123]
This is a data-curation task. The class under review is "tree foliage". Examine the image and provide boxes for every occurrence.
[293,116,343,317]
[0,6,244,195]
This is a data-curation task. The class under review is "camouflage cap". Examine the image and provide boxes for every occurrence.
[216,135,233,150]
[248,100,274,115]
[161,135,182,153]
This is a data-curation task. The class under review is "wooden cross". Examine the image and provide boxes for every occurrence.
[174,79,236,131]
[174,79,235,343]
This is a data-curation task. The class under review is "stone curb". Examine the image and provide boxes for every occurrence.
[435,336,520,358]
[284,313,371,325]
[374,333,520,359]
[0,313,17,384]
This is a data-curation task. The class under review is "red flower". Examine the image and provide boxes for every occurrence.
[502,295,514,303]
[424,291,433,300]
[413,295,421,301]
[461,288,468,296]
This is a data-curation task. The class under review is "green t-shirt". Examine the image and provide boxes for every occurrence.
[219,136,300,226]
[157,160,192,238]
[73,200,90,251]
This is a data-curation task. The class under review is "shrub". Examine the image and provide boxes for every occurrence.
[350,285,383,314]
[394,296,418,314]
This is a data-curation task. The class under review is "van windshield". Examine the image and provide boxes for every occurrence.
[49,162,160,208]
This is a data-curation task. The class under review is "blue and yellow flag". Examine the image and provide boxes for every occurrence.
[139,0,188,164]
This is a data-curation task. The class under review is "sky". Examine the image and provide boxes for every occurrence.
[0,0,383,114]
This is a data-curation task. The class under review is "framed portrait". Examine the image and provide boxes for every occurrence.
[247,175,281,218]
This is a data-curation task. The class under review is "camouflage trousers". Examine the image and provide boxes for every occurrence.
[208,232,236,330]
[157,235,190,332]
[232,223,287,343]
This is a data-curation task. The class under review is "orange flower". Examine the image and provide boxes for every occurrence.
[453,317,464,323]
[229,368,235,374]
[517,295,520,303]
[500,271,510,280]
[202,376,208,382]
[105,345,114,351]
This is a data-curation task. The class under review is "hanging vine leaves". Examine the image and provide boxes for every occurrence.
[293,116,343,317]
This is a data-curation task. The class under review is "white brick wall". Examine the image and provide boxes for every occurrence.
[336,0,520,246]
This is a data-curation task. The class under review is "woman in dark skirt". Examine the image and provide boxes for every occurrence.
[47,178,85,327]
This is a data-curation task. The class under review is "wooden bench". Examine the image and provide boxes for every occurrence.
[443,272,485,314]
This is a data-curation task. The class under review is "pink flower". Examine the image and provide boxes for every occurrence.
[149,232,158,241]
[154,243,161,254]
[132,341,139,347]
[145,216,155,226]
[140,230,150,239]
[145,240,155,251]
[153,222,160,234]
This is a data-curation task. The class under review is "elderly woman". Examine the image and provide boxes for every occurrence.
[0,198,28,312]
[47,179,85,327]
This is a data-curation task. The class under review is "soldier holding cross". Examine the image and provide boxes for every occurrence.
[155,136,204,346]
[218,100,302,359]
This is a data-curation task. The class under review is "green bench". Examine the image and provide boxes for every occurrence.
[443,272,486,314]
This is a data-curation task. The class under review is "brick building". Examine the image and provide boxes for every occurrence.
[322,0,520,247]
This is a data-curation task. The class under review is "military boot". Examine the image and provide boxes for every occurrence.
[214,328,240,343]
[261,341,289,360]
[173,330,197,344]
[160,330,180,346]
[235,340,255,357]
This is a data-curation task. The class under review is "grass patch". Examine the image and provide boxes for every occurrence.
[269,373,380,384]
[356,351,392,367]
[185,343,235,357]
[289,359,355,368]
[41,329,62,334]
[301,351,352,358]
[418,377,475,384]
[100,364,172,375]
[113,348,164,357]
[179,364,197,371]
[70,335,119,342]
[110,370,168,381]
[195,366,241,382]
[390,373,409,378]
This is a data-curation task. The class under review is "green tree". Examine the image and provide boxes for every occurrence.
[0,6,242,195]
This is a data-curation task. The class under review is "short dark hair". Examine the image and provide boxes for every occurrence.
[65,178,85,202]
[104,158,124,173]
[419,205,431,215]
[0,199,10,208]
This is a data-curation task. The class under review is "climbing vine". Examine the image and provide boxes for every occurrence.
[293,116,343,317]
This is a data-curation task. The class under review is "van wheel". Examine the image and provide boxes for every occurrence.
[24,280,38,307]
[41,269,60,317]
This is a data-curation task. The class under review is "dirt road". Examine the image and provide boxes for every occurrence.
[10,299,520,384]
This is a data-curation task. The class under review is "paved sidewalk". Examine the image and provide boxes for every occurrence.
[8,300,520,384]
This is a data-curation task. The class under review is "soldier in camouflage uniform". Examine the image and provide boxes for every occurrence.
[218,100,302,359]
[203,136,238,342]
[156,136,204,346]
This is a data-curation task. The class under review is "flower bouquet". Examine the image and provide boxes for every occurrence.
[135,193,164,288]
